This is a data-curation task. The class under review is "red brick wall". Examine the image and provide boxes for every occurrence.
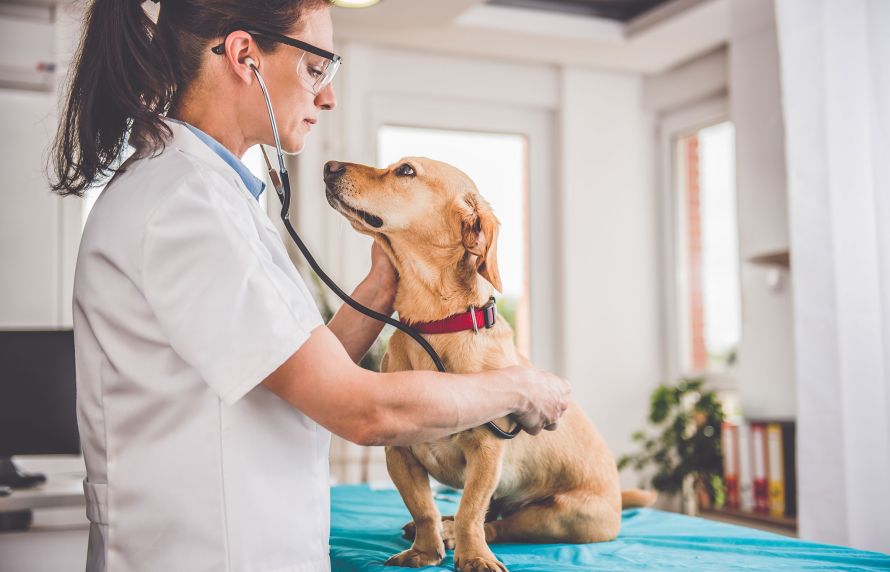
[685,136,708,371]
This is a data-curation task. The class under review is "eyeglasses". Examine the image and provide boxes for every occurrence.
[211,30,342,95]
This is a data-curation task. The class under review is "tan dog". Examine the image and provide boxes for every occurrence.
[324,158,656,572]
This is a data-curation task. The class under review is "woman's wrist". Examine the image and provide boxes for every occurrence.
[358,271,396,314]
[499,366,531,417]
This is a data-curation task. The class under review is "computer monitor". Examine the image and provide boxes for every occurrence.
[0,330,79,488]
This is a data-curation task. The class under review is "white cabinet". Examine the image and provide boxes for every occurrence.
[0,5,82,329]
[0,89,72,328]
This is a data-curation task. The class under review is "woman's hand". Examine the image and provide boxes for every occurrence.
[366,241,398,311]
[326,241,398,363]
[509,366,571,435]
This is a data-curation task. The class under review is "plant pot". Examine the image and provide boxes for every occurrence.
[651,475,698,515]
[652,492,682,513]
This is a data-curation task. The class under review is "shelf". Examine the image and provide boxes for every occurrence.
[746,250,790,268]
[699,506,797,531]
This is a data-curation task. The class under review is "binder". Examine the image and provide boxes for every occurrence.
[781,422,797,517]
[751,423,769,513]
[722,422,739,509]
[737,422,754,512]
[767,423,785,518]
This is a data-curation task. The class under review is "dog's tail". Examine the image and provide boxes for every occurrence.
[621,489,657,509]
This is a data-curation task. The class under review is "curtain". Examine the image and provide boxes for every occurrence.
[775,0,890,552]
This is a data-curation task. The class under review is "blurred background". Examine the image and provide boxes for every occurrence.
[1,0,888,568]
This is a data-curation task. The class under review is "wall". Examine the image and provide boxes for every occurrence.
[559,69,660,488]
[644,47,728,116]
[729,0,796,419]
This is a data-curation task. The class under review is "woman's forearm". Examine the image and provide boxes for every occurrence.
[327,276,393,363]
[261,327,568,447]
[359,367,530,446]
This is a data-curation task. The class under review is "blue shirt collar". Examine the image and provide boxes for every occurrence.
[167,118,266,201]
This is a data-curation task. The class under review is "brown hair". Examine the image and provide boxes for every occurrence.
[50,0,329,196]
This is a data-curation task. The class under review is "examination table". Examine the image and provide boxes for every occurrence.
[329,485,890,571]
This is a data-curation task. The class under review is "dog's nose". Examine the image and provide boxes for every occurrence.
[324,161,346,182]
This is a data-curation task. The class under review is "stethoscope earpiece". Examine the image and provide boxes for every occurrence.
[244,57,258,70]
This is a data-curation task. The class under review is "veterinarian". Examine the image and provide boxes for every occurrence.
[50,1,570,570]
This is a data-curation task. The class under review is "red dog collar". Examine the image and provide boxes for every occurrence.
[410,297,498,335]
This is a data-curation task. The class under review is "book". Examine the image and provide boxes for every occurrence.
[781,422,797,517]
[751,423,769,513]
[737,422,754,512]
[767,423,785,518]
[722,422,739,509]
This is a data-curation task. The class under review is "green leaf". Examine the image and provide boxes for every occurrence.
[622,376,727,499]
[649,385,675,423]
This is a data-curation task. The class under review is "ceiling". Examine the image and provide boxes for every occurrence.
[330,0,730,75]
[487,0,675,22]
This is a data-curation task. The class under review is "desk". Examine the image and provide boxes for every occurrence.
[0,470,84,513]
[0,455,86,525]
[0,456,88,572]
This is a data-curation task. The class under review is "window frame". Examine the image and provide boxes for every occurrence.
[657,96,739,391]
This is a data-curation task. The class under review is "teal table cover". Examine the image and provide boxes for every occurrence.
[330,484,890,571]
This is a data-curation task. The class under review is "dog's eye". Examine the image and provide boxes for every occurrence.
[395,164,416,177]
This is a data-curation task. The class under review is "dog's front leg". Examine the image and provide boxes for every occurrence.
[384,446,445,567]
[453,434,507,572]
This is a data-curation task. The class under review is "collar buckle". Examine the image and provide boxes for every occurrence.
[467,297,498,334]
[482,296,497,329]
[468,304,479,334]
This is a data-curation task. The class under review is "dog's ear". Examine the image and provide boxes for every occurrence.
[457,194,503,292]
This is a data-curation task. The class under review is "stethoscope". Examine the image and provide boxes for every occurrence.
[244,57,520,440]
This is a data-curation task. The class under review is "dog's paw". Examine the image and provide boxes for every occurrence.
[442,519,456,550]
[402,517,456,549]
[453,548,508,572]
[401,520,417,540]
[385,547,445,568]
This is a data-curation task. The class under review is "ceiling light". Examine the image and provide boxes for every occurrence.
[332,0,381,8]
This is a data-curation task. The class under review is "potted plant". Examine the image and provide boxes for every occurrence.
[617,378,725,514]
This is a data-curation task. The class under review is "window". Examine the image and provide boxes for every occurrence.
[377,125,530,355]
[674,121,740,374]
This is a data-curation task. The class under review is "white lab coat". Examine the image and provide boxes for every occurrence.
[73,120,331,572]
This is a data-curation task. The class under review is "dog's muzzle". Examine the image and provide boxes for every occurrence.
[323,164,385,229]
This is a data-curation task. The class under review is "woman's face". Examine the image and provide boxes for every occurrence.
[262,8,337,154]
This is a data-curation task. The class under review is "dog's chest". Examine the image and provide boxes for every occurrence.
[410,440,467,489]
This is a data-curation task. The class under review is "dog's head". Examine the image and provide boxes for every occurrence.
[323,157,502,292]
